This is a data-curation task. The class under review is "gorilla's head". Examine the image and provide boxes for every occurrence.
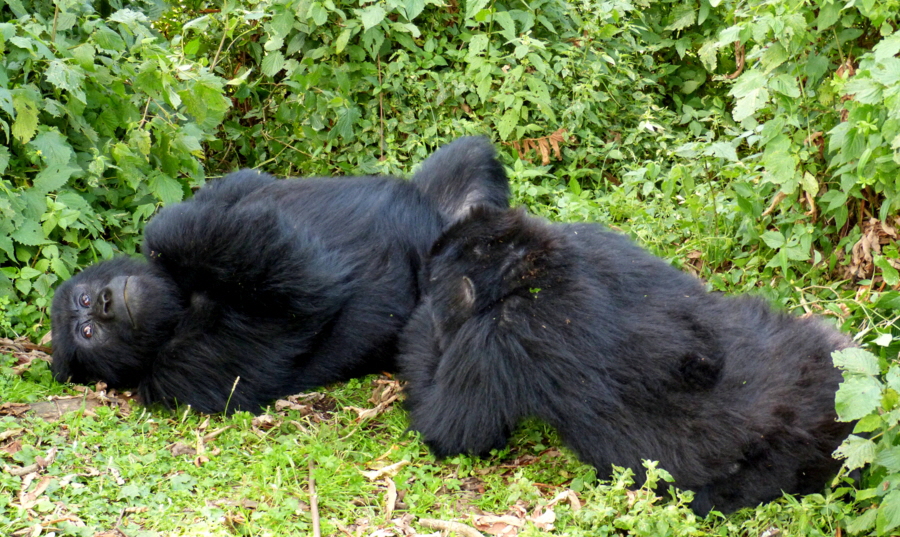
[50,257,181,388]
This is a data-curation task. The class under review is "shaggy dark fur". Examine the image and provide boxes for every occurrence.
[398,206,853,515]
[50,137,509,414]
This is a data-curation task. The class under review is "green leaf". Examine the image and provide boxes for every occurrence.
[261,51,286,77]
[800,172,819,196]
[148,172,184,205]
[11,90,39,144]
[705,142,738,162]
[833,347,881,377]
[875,256,900,286]
[34,164,79,194]
[760,231,785,249]
[847,507,877,535]
[335,29,352,54]
[465,0,490,20]
[11,220,47,246]
[761,134,798,189]
[732,87,769,121]
[835,376,883,422]
[816,1,842,31]
[875,291,900,310]
[0,146,8,175]
[358,5,386,31]
[93,25,126,52]
[497,108,519,141]
[877,490,900,535]
[665,3,695,31]
[30,130,75,167]
[834,434,876,471]
[404,0,426,20]
[874,33,900,62]
[494,11,517,43]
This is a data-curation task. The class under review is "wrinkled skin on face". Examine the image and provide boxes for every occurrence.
[51,257,182,388]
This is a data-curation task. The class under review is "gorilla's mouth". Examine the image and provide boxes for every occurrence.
[123,276,137,329]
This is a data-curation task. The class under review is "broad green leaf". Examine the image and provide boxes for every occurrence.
[665,3,695,31]
[760,231,785,249]
[148,172,184,205]
[270,9,295,38]
[705,142,738,162]
[494,11,516,42]
[875,291,900,310]
[497,107,518,141]
[846,507,877,535]
[833,434,876,471]
[834,347,881,376]
[816,1,841,31]
[11,90,39,144]
[800,172,819,196]
[261,51,286,77]
[404,0,426,20]
[0,146,8,175]
[11,220,46,246]
[358,5,386,31]
[877,490,900,535]
[761,135,798,189]
[835,376,883,422]
[875,33,900,62]
[30,130,75,167]
[465,0,490,20]
[732,86,769,121]
[335,28,352,54]
[875,256,900,286]
[93,25,126,51]
[50,258,71,280]
[34,164,79,194]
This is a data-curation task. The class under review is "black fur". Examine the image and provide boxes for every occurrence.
[51,137,509,414]
[398,206,853,515]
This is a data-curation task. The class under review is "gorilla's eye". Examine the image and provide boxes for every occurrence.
[80,293,91,307]
[81,324,93,339]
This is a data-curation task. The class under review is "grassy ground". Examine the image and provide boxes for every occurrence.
[1,344,854,537]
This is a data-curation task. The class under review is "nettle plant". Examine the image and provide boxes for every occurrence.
[0,0,229,336]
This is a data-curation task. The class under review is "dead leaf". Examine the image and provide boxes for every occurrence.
[472,514,522,537]
[170,443,197,457]
[361,460,409,480]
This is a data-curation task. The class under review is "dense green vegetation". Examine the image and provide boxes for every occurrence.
[1,0,899,533]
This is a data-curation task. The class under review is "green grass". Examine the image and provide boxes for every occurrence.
[0,367,857,537]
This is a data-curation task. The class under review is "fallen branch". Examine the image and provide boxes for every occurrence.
[309,458,321,537]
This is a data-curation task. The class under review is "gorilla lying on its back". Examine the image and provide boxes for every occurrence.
[398,206,853,515]
[50,137,509,414]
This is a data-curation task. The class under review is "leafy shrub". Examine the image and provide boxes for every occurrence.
[0,0,229,336]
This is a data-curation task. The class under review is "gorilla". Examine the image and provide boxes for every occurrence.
[50,137,509,414]
[398,205,854,515]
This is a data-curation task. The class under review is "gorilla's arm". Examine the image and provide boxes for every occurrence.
[411,137,509,225]
[399,304,521,457]
[144,195,353,316]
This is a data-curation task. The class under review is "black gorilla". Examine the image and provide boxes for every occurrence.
[50,137,509,414]
[398,206,853,515]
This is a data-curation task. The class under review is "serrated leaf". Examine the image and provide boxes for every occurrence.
[465,0,490,20]
[698,40,719,72]
[358,5,386,31]
[330,106,360,141]
[11,96,39,144]
[50,258,71,280]
[834,347,881,376]
[705,142,738,162]
[30,129,75,167]
[665,4,695,31]
[148,172,184,205]
[877,490,900,535]
[760,42,788,73]
[847,507,877,535]
[34,164,79,194]
[497,108,518,141]
[733,86,769,121]
[875,33,900,62]
[836,376,883,422]
[834,434,876,471]
[761,134,798,188]
[494,11,516,42]
[93,25,126,52]
[261,51,286,77]
[11,219,47,246]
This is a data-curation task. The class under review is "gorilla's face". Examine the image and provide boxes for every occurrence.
[51,258,182,388]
